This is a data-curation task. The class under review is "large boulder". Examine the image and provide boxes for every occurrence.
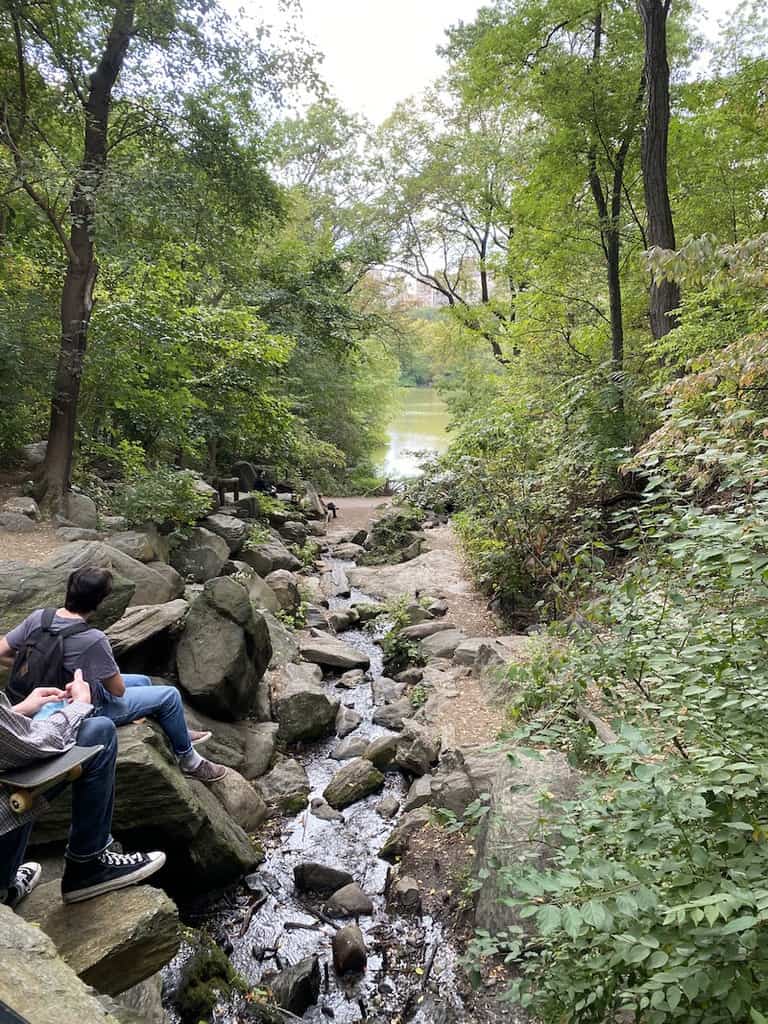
[271,956,320,1016]
[325,883,374,918]
[63,491,98,529]
[145,561,185,599]
[169,527,229,583]
[394,720,442,776]
[420,628,465,660]
[208,770,269,832]
[473,751,581,936]
[3,496,39,519]
[19,882,179,996]
[32,722,260,892]
[239,540,301,576]
[108,531,160,564]
[294,863,354,895]
[371,698,412,731]
[399,621,457,641]
[323,758,384,809]
[299,632,370,671]
[0,904,127,1024]
[176,587,271,720]
[183,704,277,780]
[44,541,174,607]
[0,511,35,532]
[106,600,188,657]
[265,569,301,612]
[222,561,281,614]
[0,558,134,635]
[279,520,308,545]
[319,567,350,599]
[263,610,300,669]
[269,663,339,743]
[202,514,248,554]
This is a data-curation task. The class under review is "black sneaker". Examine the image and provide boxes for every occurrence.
[6,861,42,909]
[61,849,166,904]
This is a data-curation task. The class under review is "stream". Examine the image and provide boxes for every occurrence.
[163,555,467,1024]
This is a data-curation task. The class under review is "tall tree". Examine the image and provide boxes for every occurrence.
[637,0,681,338]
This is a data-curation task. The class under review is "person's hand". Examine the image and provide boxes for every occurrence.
[15,687,66,717]
[66,670,92,706]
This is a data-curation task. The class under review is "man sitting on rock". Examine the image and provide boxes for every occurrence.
[0,567,227,784]
[0,669,165,906]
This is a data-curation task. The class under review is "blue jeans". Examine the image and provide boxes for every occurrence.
[96,675,193,758]
[0,716,117,890]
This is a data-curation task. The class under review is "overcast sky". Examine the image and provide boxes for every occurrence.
[245,0,743,125]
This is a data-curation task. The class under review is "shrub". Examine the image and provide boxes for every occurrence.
[112,468,212,528]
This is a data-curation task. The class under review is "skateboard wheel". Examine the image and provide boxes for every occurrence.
[10,791,33,814]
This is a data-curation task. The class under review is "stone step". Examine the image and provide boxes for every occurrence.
[19,881,180,997]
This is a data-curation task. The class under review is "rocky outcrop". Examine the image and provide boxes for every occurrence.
[269,662,339,743]
[0,904,126,1024]
[106,600,188,657]
[32,723,260,891]
[240,539,301,576]
[473,750,581,936]
[169,527,229,583]
[262,610,300,669]
[222,561,281,614]
[145,561,185,600]
[299,632,370,671]
[19,882,179,996]
[0,556,134,634]
[324,758,384,809]
[176,584,271,720]
[108,531,162,564]
[348,549,467,601]
[45,540,175,607]
[202,514,248,554]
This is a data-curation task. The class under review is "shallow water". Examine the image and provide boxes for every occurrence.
[163,566,467,1023]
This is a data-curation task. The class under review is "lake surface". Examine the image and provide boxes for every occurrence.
[376,386,451,479]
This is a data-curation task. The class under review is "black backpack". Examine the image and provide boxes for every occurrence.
[7,609,90,704]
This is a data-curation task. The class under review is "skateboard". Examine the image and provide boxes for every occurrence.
[0,745,103,814]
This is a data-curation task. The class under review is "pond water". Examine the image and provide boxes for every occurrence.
[376,387,450,480]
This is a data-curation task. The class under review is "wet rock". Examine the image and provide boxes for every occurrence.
[299,632,370,671]
[421,628,465,660]
[270,955,320,1016]
[306,605,330,630]
[399,620,457,640]
[403,775,433,812]
[328,609,355,632]
[333,542,365,560]
[395,667,424,685]
[326,883,374,918]
[169,527,230,583]
[324,758,385,809]
[3,496,38,519]
[240,539,301,576]
[375,795,400,819]
[337,668,365,689]
[332,924,367,975]
[209,770,268,832]
[257,756,310,815]
[265,569,301,612]
[350,601,385,622]
[371,697,412,731]
[336,705,362,737]
[331,735,370,760]
[18,881,179,996]
[395,721,442,776]
[372,676,406,704]
[202,513,248,554]
[105,599,188,656]
[0,511,36,532]
[309,797,345,823]
[380,808,432,861]
[293,863,354,895]
[389,875,422,915]
[116,972,165,1024]
[319,566,350,598]
[270,662,339,743]
[364,734,400,770]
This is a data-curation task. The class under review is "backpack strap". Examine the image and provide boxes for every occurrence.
[41,608,56,629]
[40,607,91,638]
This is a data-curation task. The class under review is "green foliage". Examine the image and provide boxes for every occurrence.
[244,523,272,549]
[290,540,321,569]
[176,941,247,1024]
[111,468,212,528]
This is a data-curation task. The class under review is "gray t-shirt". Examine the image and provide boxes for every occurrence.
[5,610,119,693]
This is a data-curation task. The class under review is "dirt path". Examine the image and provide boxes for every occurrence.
[324,495,391,539]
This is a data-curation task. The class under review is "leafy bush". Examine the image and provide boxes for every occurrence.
[244,523,272,549]
[112,468,212,528]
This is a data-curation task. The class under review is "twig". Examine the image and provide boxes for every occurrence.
[422,942,438,988]
[239,894,268,937]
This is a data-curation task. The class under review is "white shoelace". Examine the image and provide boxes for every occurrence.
[15,865,37,887]
[100,850,146,867]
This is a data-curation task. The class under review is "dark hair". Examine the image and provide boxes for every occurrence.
[64,566,113,614]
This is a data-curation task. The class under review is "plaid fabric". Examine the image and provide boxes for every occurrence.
[0,693,92,836]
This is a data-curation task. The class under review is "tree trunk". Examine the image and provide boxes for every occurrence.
[638,0,680,338]
[42,1,135,507]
